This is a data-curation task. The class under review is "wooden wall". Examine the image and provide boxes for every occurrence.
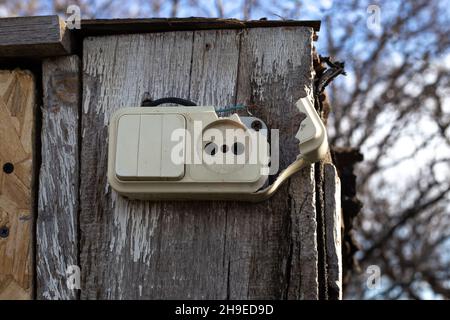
[0,26,341,300]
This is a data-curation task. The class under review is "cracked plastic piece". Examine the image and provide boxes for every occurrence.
[295,96,328,163]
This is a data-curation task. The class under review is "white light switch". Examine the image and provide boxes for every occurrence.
[115,113,186,181]
[115,114,140,180]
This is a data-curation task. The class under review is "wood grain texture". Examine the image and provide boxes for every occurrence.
[0,69,35,300]
[80,28,324,299]
[324,163,342,300]
[37,56,80,300]
[236,28,319,299]
[81,32,196,299]
[0,15,73,58]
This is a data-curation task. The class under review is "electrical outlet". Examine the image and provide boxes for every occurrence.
[108,106,271,200]
[107,97,328,201]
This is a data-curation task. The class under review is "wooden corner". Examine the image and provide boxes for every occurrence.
[0,15,73,58]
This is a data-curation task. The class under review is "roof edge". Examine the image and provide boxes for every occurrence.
[78,17,320,37]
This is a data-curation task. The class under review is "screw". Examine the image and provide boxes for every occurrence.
[251,120,262,131]
[3,162,14,174]
[0,226,9,238]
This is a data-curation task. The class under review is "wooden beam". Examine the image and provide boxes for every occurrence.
[79,27,322,299]
[36,56,80,299]
[324,163,343,300]
[78,18,320,37]
[0,15,73,58]
[0,16,320,59]
[0,69,35,300]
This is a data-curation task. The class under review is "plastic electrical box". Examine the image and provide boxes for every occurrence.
[108,106,271,200]
[107,97,328,201]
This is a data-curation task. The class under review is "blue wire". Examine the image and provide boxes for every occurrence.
[216,104,247,114]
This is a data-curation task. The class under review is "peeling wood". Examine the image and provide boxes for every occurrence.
[236,27,319,299]
[324,163,343,299]
[37,56,80,300]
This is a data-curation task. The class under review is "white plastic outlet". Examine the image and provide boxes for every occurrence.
[108,106,270,200]
[107,97,328,201]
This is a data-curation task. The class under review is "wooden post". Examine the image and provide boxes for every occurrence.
[0,69,35,299]
[37,56,81,299]
[74,27,341,299]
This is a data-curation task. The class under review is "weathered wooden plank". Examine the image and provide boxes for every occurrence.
[80,32,195,299]
[78,18,320,37]
[36,56,80,300]
[324,163,342,299]
[236,27,319,299]
[80,27,319,299]
[0,69,35,300]
[0,15,73,58]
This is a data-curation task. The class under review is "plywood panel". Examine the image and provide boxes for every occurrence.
[0,69,35,300]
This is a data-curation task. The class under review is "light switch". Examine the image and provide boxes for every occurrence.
[115,114,140,180]
[115,113,186,181]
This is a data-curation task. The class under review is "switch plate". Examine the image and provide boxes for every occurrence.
[115,114,186,180]
[108,107,270,200]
